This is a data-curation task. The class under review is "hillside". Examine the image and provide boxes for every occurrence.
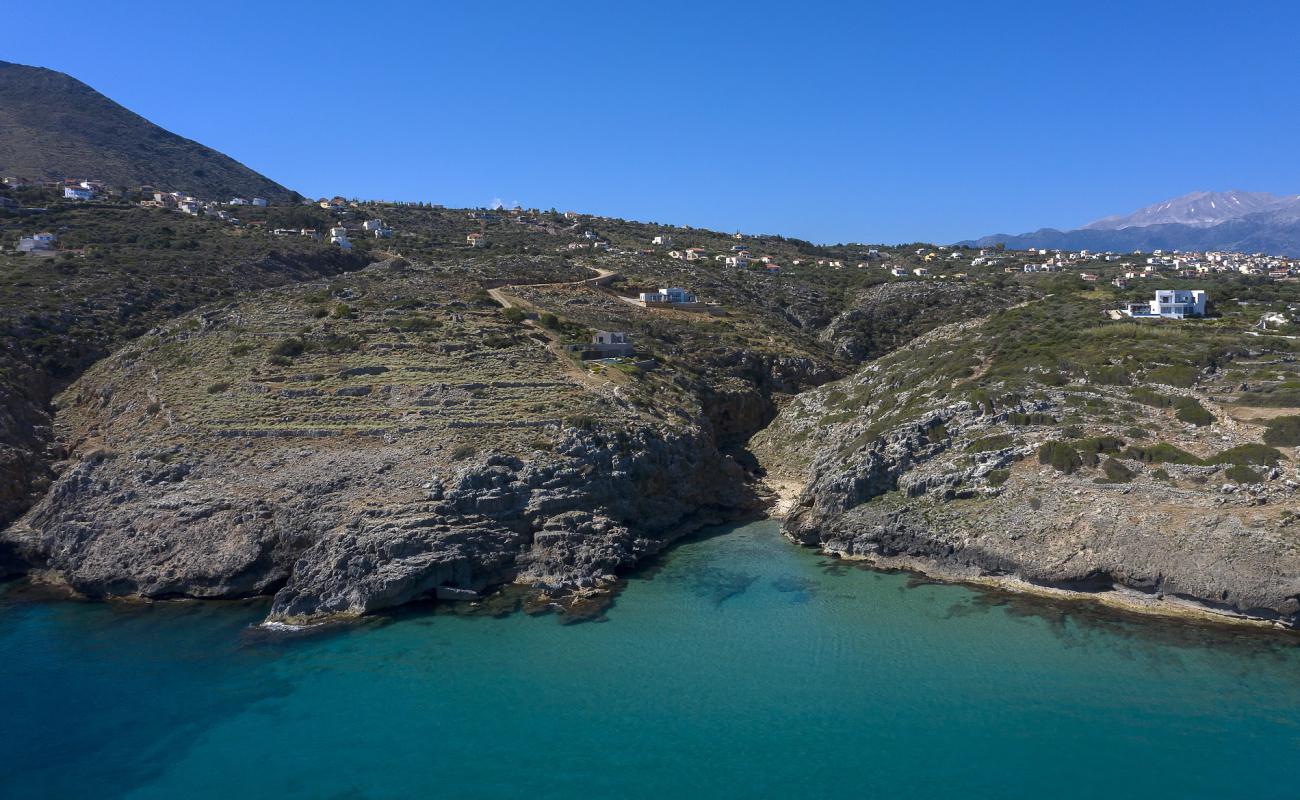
[3,193,1300,627]
[0,61,295,201]
[754,284,1300,627]
[0,204,366,538]
[0,200,1038,623]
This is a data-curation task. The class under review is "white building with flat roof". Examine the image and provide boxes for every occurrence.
[639,287,697,304]
[1123,289,1207,319]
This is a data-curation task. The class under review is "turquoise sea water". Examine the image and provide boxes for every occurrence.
[3,519,1299,799]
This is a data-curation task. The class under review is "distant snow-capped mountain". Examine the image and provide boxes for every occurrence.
[961,190,1300,256]
[1081,191,1298,230]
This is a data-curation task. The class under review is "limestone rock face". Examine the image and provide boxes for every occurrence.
[6,425,751,624]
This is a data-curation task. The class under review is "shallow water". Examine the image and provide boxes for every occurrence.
[3,520,1299,799]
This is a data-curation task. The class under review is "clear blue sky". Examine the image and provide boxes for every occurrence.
[7,0,1299,244]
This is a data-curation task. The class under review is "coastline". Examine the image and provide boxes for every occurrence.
[814,544,1296,632]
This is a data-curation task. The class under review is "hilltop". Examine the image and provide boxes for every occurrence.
[0,61,295,201]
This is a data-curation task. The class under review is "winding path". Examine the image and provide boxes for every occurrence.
[486,265,621,393]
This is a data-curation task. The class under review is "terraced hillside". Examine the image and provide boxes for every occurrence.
[0,204,365,538]
[3,257,763,623]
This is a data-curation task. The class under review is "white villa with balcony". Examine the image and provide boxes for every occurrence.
[1122,289,1207,319]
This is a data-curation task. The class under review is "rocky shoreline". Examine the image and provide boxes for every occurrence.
[757,477,1294,631]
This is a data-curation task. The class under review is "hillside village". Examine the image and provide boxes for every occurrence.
[6,175,1298,293]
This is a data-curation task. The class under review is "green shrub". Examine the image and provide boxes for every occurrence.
[310,305,329,319]
[397,314,440,332]
[229,342,254,357]
[539,312,560,329]
[1130,387,1171,408]
[985,468,1010,486]
[1038,441,1083,474]
[1262,416,1300,446]
[331,302,352,319]
[1152,468,1172,482]
[926,422,948,443]
[969,389,995,415]
[1148,365,1199,388]
[270,337,305,358]
[566,414,596,430]
[319,333,362,354]
[1210,443,1285,467]
[965,434,1015,453]
[206,381,230,394]
[1122,443,1203,465]
[1090,365,1131,386]
[501,307,526,324]
[1224,463,1262,484]
[1100,457,1135,483]
[1008,412,1055,426]
[1173,397,1214,427]
[450,444,476,460]
[1072,436,1125,455]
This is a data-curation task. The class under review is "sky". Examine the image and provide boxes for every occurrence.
[6,0,1300,244]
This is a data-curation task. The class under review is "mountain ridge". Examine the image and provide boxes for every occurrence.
[962,189,1300,255]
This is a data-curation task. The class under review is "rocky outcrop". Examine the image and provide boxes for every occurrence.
[265,428,752,622]
[0,352,56,555]
[819,281,1034,362]
[777,399,1300,625]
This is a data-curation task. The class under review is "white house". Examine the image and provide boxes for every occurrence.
[18,232,56,252]
[890,267,907,277]
[63,186,93,201]
[653,235,672,246]
[251,197,268,207]
[639,287,698,304]
[1122,289,1207,319]
[363,219,386,232]
[725,255,750,268]
[467,232,487,247]
[329,226,352,250]
[229,197,249,206]
[589,330,634,356]
[913,267,929,277]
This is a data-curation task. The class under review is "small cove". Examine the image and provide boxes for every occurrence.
[3,519,1299,799]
